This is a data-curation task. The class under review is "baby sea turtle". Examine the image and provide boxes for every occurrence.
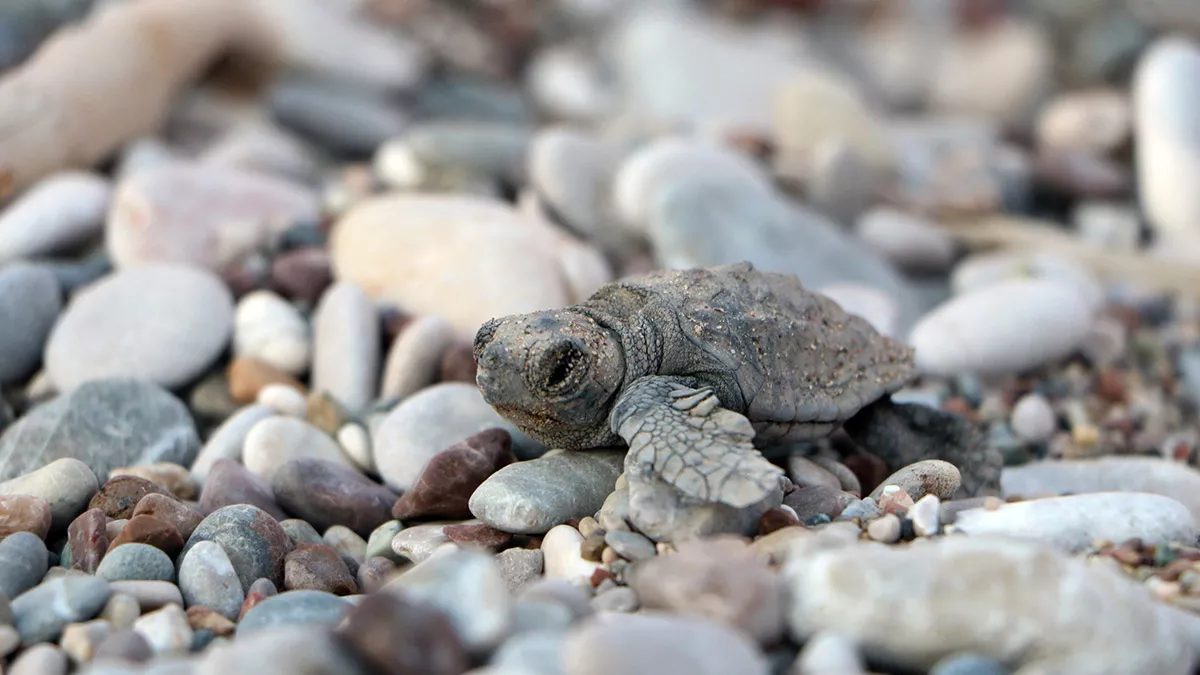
[474,262,999,507]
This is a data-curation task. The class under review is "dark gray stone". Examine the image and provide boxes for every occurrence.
[0,532,48,599]
[0,378,199,482]
[0,264,61,385]
[468,450,624,535]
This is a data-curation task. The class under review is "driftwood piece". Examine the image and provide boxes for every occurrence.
[0,0,280,201]
[935,215,1200,297]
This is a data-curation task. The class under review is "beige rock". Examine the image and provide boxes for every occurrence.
[773,70,894,170]
[311,281,380,414]
[380,315,455,401]
[0,493,52,539]
[329,194,609,337]
[1036,89,1131,155]
[107,161,320,272]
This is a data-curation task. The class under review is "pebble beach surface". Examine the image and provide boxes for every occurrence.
[3,1,1200,674]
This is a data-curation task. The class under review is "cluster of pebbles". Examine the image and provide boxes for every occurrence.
[4,0,1200,674]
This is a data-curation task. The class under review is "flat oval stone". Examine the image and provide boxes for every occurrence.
[1001,456,1200,521]
[12,575,111,645]
[198,458,287,522]
[562,612,770,675]
[311,281,380,415]
[0,532,48,599]
[0,458,98,531]
[0,264,61,385]
[0,494,51,540]
[106,161,320,271]
[528,127,621,238]
[243,417,354,482]
[0,378,200,482]
[236,590,352,637]
[189,405,276,484]
[96,543,175,582]
[379,315,456,401]
[469,450,625,535]
[392,428,516,521]
[868,460,962,502]
[107,580,183,612]
[233,290,312,376]
[178,540,244,621]
[177,504,293,592]
[373,382,543,492]
[271,458,396,537]
[44,265,234,391]
[951,492,1197,553]
[0,171,110,264]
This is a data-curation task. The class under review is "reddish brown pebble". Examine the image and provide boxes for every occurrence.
[89,476,172,520]
[228,356,306,404]
[0,494,52,540]
[439,343,477,383]
[442,523,513,549]
[392,428,516,521]
[1112,545,1145,566]
[132,493,204,540]
[270,248,332,305]
[107,515,185,558]
[336,591,469,675]
[199,459,287,521]
[1096,369,1126,403]
[67,508,109,573]
[270,458,398,537]
[284,542,358,595]
[186,605,236,637]
[758,507,800,535]
[841,452,890,498]
[356,556,397,594]
[590,568,614,587]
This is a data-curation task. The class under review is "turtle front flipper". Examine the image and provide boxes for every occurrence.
[610,375,785,508]
[842,396,1003,498]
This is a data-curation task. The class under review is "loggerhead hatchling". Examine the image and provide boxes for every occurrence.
[473,262,1000,508]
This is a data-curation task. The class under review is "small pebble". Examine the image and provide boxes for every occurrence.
[132,604,192,656]
[867,514,902,543]
[96,543,175,582]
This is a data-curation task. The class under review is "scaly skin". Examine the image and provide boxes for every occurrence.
[474,262,1001,506]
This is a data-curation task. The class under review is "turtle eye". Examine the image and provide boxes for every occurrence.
[541,341,584,392]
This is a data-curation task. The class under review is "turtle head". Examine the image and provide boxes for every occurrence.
[473,309,625,448]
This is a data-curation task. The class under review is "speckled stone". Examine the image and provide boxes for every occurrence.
[96,543,175,582]
[868,460,963,502]
[89,476,172,520]
[177,504,293,592]
[469,450,624,535]
[12,575,111,644]
[178,540,245,621]
[271,458,397,537]
[106,515,185,558]
[0,494,51,540]
[393,428,516,521]
[0,531,48,599]
[283,542,358,595]
[131,494,203,541]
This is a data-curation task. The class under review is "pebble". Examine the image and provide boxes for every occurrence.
[324,524,367,563]
[356,557,396,594]
[469,450,624,534]
[379,315,456,401]
[604,530,655,562]
[106,162,320,271]
[178,541,244,621]
[12,575,111,644]
[868,460,962,502]
[133,604,192,656]
[10,644,69,675]
[199,121,319,183]
[198,624,367,675]
[794,631,866,675]
[496,548,545,594]
[269,248,333,306]
[910,494,942,537]
[101,593,142,630]
[527,44,616,121]
[92,627,154,664]
[950,250,1101,303]
[0,172,110,264]
[867,513,902,543]
[271,457,396,537]
[910,278,1097,377]
[133,494,203,541]
[0,494,51,539]
[283,542,358,595]
[45,263,235,390]
[1010,393,1057,444]
[89,475,171,520]
[783,536,1197,673]
[187,605,235,638]
[787,456,845,492]
[562,612,770,675]
[235,590,352,637]
[0,264,61,384]
[391,523,453,564]
[109,464,195,502]
[106,581,182,611]
[242,416,354,482]
[97,543,175,582]
[1134,36,1200,241]
[374,382,543,492]
[528,127,622,240]
[592,587,640,613]
[1036,89,1130,155]
[189,405,275,484]
[336,422,374,474]
[257,383,308,417]
[69,508,109,574]
[854,208,958,274]
[0,458,98,530]
[177,504,294,592]
[951,492,1196,552]
[1001,456,1200,520]
[280,519,322,547]
[0,378,200,482]
[311,281,380,415]
[335,591,468,675]
[0,532,48,599]
[61,619,113,664]
[366,520,404,562]
[374,121,531,189]
[198,458,287,521]
[328,193,606,337]
[228,356,304,404]
[268,74,410,156]
[630,537,783,644]
[383,547,512,654]
[540,525,601,582]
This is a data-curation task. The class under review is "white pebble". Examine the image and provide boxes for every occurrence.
[234,290,312,376]
[1011,393,1057,443]
[337,422,375,474]
[133,604,193,656]
[0,172,110,263]
[866,514,901,543]
[541,525,602,581]
[854,208,957,273]
[256,384,308,417]
[242,416,354,481]
[910,494,941,537]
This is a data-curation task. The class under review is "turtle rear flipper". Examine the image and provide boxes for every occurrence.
[611,375,784,508]
[842,396,1003,498]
